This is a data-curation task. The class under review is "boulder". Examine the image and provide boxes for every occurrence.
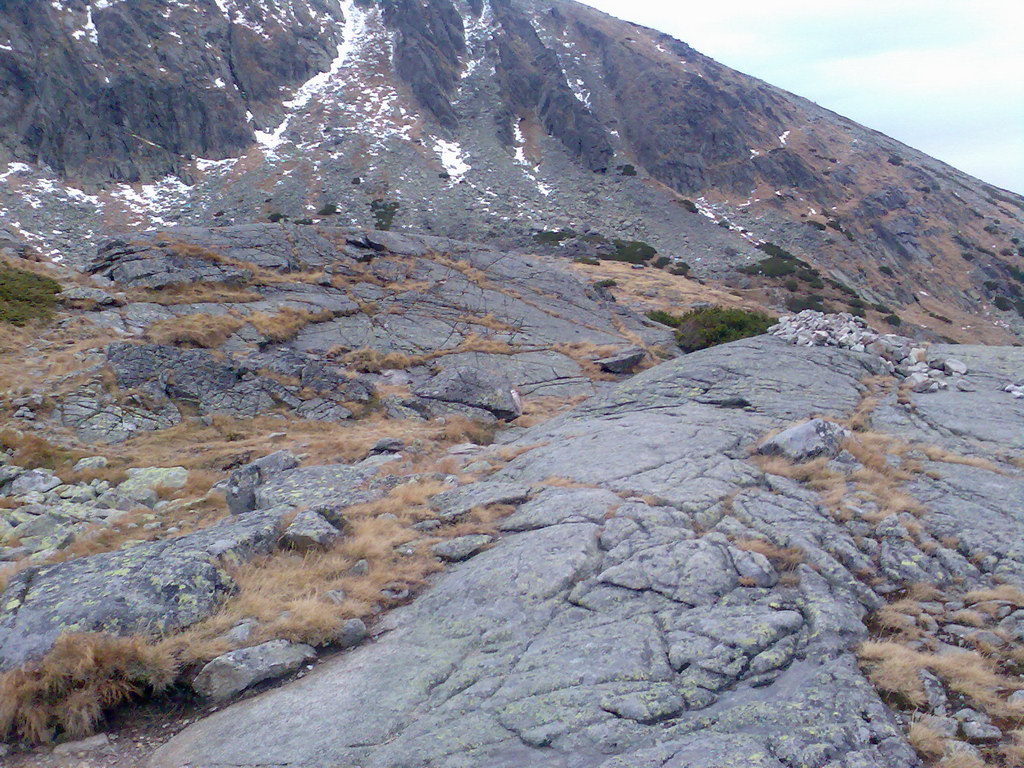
[413,366,522,421]
[226,450,301,515]
[192,640,316,701]
[332,618,367,649]
[756,419,850,462]
[431,534,493,562]
[118,466,189,507]
[254,464,383,512]
[8,469,62,496]
[595,347,645,374]
[0,506,292,671]
[73,456,109,472]
[280,511,342,552]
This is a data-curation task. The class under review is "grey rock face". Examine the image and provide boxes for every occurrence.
[756,418,851,462]
[192,640,316,701]
[150,338,931,768]
[0,506,292,671]
[414,366,523,421]
[8,469,62,496]
[226,450,301,515]
[430,481,532,521]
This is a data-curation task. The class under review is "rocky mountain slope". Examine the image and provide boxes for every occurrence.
[1,0,1023,342]
[2,1,1024,766]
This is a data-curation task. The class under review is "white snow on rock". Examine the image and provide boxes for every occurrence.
[778,130,791,146]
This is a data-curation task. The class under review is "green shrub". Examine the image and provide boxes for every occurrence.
[317,203,339,216]
[294,218,313,225]
[594,279,617,288]
[678,199,699,214]
[618,164,637,176]
[879,265,894,277]
[994,296,1012,311]
[888,155,904,166]
[672,306,775,352]
[603,239,657,264]
[784,279,798,291]
[533,229,577,245]
[756,242,796,260]
[370,199,400,230]
[575,256,599,266]
[884,313,902,326]
[652,256,671,269]
[646,309,681,328]
[742,256,797,277]
[649,306,774,352]
[806,220,826,231]
[267,212,287,223]
[785,295,827,313]
[668,262,691,276]
[0,266,62,326]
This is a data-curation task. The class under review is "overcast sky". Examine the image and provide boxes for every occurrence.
[581,0,1024,195]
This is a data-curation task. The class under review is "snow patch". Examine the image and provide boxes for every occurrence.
[433,139,471,184]
[778,130,790,146]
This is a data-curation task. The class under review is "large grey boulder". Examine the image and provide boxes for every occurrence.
[226,450,301,515]
[0,506,292,671]
[414,366,523,421]
[192,640,316,701]
[254,463,383,511]
[756,418,851,462]
[429,481,532,521]
[431,534,493,562]
[8,469,62,496]
[280,510,342,552]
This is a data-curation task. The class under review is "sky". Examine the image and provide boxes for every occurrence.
[581,0,1024,195]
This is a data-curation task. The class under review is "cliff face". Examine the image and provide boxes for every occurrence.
[0,0,1022,341]
[0,0,343,182]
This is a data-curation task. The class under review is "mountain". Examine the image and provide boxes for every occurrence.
[1,0,1023,343]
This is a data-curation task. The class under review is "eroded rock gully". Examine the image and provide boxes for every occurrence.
[149,337,1024,768]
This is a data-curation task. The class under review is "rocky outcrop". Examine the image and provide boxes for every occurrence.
[150,335,1024,767]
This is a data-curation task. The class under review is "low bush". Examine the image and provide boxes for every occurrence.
[649,306,775,352]
[370,199,399,231]
[604,239,657,264]
[678,198,699,214]
[317,203,339,216]
[532,229,577,245]
[668,262,690,276]
[879,265,895,277]
[0,266,62,326]
[785,295,827,313]
[617,164,637,176]
[884,313,902,326]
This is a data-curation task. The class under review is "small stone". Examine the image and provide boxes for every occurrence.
[224,619,257,646]
[350,558,369,576]
[369,437,404,455]
[52,733,111,755]
[323,589,347,605]
[192,640,316,700]
[333,618,367,648]
[943,357,968,375]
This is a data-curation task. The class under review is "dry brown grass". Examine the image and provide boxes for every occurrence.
[965,585,1024,607]
[133,284,261,305]
[0,633,176,744]
[145,313,244,348]
[859,641,1024,719]
[246,308,334,344]
[733,537,804,571]
[908,720,948,759]
[0,428,81,473]
[917,444,1002,473]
